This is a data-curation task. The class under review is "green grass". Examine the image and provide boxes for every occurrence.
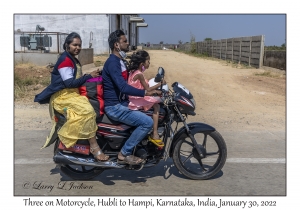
[255,71,272,77]
[174,49,210,58]
[14,84,26,99]
[254,70,284,78]
[14,73,42,86]
[14,64,51,100]
[94,60,103,67]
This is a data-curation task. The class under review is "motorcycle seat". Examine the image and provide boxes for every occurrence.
[53,109,123,126]
[96,114,120,125]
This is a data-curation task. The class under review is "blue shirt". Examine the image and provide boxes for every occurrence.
[34,51,92,104]
[102,54,145,107]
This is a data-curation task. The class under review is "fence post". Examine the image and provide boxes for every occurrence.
[201,42,203,54]
[200,42,202,54]
[249,36,252,66]
[220,40,222,59]
[231,39,233,62]
[239,38,241,64]
[225,39,227,60]
[212,41,214,57]
[259,35,265,68]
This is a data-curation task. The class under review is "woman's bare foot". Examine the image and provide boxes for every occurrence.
[89,136,109,161]
[90,145,109,161]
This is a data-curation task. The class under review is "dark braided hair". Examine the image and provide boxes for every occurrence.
[127,50,149,72]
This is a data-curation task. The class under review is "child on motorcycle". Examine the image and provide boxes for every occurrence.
[127,50,166,146]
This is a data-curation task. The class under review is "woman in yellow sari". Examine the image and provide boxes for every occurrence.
[34,32,108,161]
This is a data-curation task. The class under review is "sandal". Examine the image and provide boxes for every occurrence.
[90,146,109,161]
[148,136,165,147]
[118,152,143,165]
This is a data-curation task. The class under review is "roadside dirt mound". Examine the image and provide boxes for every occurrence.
[236,75,285,96]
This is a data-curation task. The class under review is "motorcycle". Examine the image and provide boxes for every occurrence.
[52,67,227,180]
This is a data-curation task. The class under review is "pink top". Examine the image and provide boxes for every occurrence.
[128,70,161,111]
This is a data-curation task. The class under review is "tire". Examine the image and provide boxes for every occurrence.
[172,130,227,180]
[53,139,104,180]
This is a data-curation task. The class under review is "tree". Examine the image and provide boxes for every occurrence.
[178,40,183,44]
[159,41,164,44]
[264,45,286,51]
[204,38,212,41]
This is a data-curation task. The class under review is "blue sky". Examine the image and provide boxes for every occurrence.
[138,14,286,46]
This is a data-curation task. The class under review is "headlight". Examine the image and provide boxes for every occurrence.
[190,98,196,108]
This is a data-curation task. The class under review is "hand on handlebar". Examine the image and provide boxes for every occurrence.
[145,90,162,96]
[161,78,167,85]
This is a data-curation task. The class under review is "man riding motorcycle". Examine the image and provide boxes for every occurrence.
[102,29,158,165]
[35,30,227,181]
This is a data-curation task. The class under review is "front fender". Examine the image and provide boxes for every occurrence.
[169,122,215,157]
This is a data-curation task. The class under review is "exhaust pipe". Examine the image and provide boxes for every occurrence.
[53,152,123,169]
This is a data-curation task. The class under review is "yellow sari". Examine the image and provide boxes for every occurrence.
[42,64,97,148]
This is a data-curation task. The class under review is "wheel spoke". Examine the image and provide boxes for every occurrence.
[197,158,207,172]
[202,134,207,148]
[206,151,219,156]
[182,153,193,164]
[183,139,194,147]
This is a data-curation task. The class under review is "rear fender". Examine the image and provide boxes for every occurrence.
[169,122,215,157]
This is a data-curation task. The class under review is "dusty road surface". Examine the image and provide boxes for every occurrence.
[15,50,285,132]
[14,50,286,196]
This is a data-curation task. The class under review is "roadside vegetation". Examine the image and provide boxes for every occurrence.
[264,44,286,51]
[14,63,51,100]
[93,54,109,67]
[14,55,110,100]
[254,70,286,78]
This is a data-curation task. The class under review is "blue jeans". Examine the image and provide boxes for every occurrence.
[104,104,153,156]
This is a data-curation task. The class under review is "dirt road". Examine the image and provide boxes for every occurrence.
[14,50,286,196]
[15,50,286,133]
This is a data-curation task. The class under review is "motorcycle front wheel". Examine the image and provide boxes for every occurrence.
[172,130,227,180]
[53,139,104,180]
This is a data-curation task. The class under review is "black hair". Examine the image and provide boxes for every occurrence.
[128,50,149,72]
[108,29,125,50]
[63,32,82,51]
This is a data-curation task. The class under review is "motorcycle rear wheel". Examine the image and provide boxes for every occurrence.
[172,130,227,180]
[53,139,104,180]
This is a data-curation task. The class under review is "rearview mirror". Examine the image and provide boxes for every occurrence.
[154,73,162,83]
[158,67,165,76]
